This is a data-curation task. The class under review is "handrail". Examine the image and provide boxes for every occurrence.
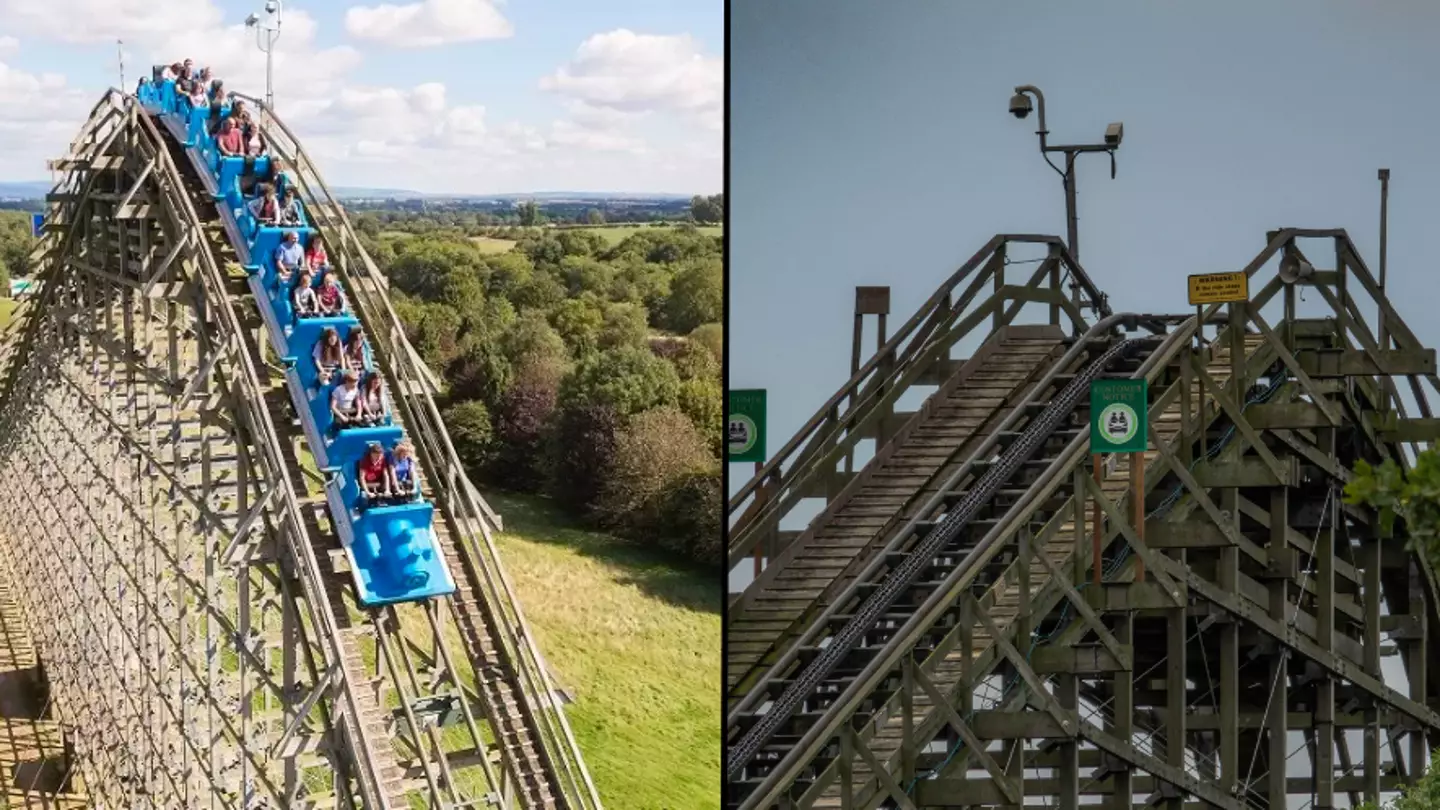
[726,313,1175,715]
[732,314,1198,809]
[728,236,1107,517]
[228,91,603,809]
[123,94,396,808]
[728,243,1102,568]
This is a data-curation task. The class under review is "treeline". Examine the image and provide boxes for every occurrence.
[366,225,724,567]
[348,193,724,233]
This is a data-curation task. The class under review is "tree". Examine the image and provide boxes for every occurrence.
[657,467,723,566]
[678,376,723,454]
[1345,450,1440,569]
[517,200,543,227]
[548,295,607,357]
[499,312,569,372]
[689,194,724,225]
[597,407,713,532]
[599,302,650,351]
[447,337,513,411]
[585,209,606,225]
[488,360,562,492]
[558,345,682,418]
[664,258,723,333]
[546,402,622,513]
[669,340,720,381]
[443,400,496,474]
[689,323,723,361]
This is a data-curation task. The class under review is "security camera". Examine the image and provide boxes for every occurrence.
[1009,92,1033,120]
[264,1,277,12]
[1105,122,1124,147]
[245,12,259,25]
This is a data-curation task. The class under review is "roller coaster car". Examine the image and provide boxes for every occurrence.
[139,74,457,607]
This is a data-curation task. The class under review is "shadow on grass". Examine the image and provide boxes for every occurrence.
[488,492,721,616]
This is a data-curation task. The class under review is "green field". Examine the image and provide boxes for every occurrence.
[571,224,723,246]
[468,235,518,254]
[488,492,720,809]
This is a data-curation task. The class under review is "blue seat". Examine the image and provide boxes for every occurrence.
[248,225,315,276]
[331,427,406,485]
[286,314,358,375]
[217,155,272,207]
[160,80,176,113]
[185,107,210,148]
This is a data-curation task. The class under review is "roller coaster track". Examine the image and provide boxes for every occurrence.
[726,232,1440,809]
[0,88,603,809]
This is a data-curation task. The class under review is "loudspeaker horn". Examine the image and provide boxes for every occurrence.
[1279,253,1314,284]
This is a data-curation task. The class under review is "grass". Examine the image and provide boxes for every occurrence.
[468,236,518,254]
[0,299,19,331]
[572,224,723,246]
[486,491,720,810]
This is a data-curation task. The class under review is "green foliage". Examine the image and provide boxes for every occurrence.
[499,312,569,371]
[663,258,723,333]
[1345,450,1440,568]
[559,346,682,418]
[656,468,723,566]
[365,218,723,566]
[689,322,723,360]
[0,212,37,278]
[689,193,724,225]
[599,302,650,351]
[443,400,496,472]
[549,295,607,357]
[546,403,622,513]
[487,362,562,493]
[1355,749,1440,810]
[597,408,717,562]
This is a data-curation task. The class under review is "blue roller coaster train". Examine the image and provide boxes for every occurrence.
[137,70,457,607]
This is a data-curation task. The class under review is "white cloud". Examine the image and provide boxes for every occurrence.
[0,6,719,193]
[0,37,18,57]
[0,60,93,177]
[0,0,222,44]
[345,0,513,47]
[540,29,721,128]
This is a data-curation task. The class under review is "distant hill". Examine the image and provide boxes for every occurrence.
[0,181,49,200]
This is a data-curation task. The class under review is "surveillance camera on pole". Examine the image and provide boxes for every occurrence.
[1006,84,1125,311]
[248,0,283,115]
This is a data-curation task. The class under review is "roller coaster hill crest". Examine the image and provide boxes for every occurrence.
[0,74,606,809]
[725,231,1440,810]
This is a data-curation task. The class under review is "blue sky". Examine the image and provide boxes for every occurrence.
[0,0,721,193]
[729,0,1440,585]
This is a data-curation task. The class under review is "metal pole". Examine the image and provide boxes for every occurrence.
[265,31,275,113]
[1378,169,1390,349]
[1064,151,1081,310]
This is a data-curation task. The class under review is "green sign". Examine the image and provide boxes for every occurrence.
[728,389,767,464]
[1089,379,1148,453]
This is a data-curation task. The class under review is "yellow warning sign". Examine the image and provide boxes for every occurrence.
[1187,272,1249,306]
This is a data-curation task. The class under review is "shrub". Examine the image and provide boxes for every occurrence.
[546,402,622,513]
[655,467,723,566]
[678,377,723,454]
[488,361,562,492]
[597,407,712,533]
[689,323,722,361]
[443,400,496,474]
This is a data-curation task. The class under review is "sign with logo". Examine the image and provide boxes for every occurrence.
[30,214,43,239]
[728,389,766,464]
[1187,272,1248,306]
[1089,378,1148,454]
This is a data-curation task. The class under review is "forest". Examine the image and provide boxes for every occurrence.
[357,214,724,568]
